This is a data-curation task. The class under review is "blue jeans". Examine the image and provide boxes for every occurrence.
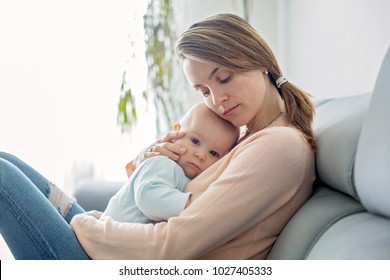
[0,152,90,259]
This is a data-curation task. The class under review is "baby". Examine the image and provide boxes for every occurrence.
[102,103,239,223]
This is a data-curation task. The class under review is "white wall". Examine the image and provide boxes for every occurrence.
[282,0,390,99]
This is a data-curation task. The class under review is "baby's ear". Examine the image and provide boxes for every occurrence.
[172,122,181,131]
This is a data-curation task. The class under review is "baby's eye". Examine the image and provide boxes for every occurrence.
[191,138,200,145]
[210,151,219,158]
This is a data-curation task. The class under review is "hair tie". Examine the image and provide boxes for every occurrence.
[275,76,288,88]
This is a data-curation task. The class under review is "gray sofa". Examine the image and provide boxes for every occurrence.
[74,47,390,259]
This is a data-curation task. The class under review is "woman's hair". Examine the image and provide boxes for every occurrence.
[175,13,316,150]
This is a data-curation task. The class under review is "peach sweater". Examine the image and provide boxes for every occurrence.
[71,126,315,259]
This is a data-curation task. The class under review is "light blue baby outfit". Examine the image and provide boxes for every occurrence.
[102,156,191,223]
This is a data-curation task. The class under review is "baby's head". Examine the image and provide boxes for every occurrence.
[173,103,239,179]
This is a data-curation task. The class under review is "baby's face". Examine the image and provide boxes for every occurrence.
[174,113,237,179]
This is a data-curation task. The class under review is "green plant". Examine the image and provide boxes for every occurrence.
[117,0,183,135]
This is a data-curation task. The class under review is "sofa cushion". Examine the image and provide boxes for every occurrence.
[354,47,390,217]
[314,93,370,199]
[267,185,364,259]
[306,212,390,259]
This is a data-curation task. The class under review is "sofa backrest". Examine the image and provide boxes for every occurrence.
[354,48,390,218]
[314,92,370,200]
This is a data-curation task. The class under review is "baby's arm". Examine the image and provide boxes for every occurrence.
[134,157,191,221]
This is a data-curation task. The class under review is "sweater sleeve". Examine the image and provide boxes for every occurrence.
[70,128,313,259]
[134,157,191,221]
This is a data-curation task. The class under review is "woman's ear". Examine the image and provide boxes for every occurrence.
[172,122,181,131]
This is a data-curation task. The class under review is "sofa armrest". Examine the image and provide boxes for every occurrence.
[73,180,123,211]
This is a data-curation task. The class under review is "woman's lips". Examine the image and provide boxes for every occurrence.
[223,105,239,116]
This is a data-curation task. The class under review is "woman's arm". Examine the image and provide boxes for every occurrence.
[71,128,314,259]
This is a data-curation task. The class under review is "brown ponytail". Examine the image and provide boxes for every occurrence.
[277,81,316,150]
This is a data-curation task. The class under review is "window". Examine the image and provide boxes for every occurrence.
[0,1,153,192]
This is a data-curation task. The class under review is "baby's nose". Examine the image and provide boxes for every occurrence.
[195,151,205,160]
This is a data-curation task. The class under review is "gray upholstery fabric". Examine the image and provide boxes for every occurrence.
[306,212,390,259]
[74,180,123,211]
[267,185,364,259]
[354,48,390,217]
[314,93,370,199]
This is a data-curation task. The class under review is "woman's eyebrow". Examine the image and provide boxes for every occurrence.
[193,67,219,88]
[208,67,219,80]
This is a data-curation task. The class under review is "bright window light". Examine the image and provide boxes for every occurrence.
[0,0,153,193]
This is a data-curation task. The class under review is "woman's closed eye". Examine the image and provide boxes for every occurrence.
[195,74,232,98]
[218,74,232,84]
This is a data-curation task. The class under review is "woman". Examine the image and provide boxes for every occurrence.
[0,14,315,259]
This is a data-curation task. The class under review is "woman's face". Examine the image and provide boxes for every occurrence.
[182,58,267,127]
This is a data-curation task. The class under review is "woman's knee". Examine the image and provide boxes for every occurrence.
[0,154,77,220]
[0,152,21,167]
[0,158,21,188]
[0,151,14,160]
[0,157,14,174]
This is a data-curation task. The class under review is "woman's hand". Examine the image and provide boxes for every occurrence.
[149,131,187,160]
[132,130,187,171]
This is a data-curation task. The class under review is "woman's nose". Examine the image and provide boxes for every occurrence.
[210,88,227,107]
